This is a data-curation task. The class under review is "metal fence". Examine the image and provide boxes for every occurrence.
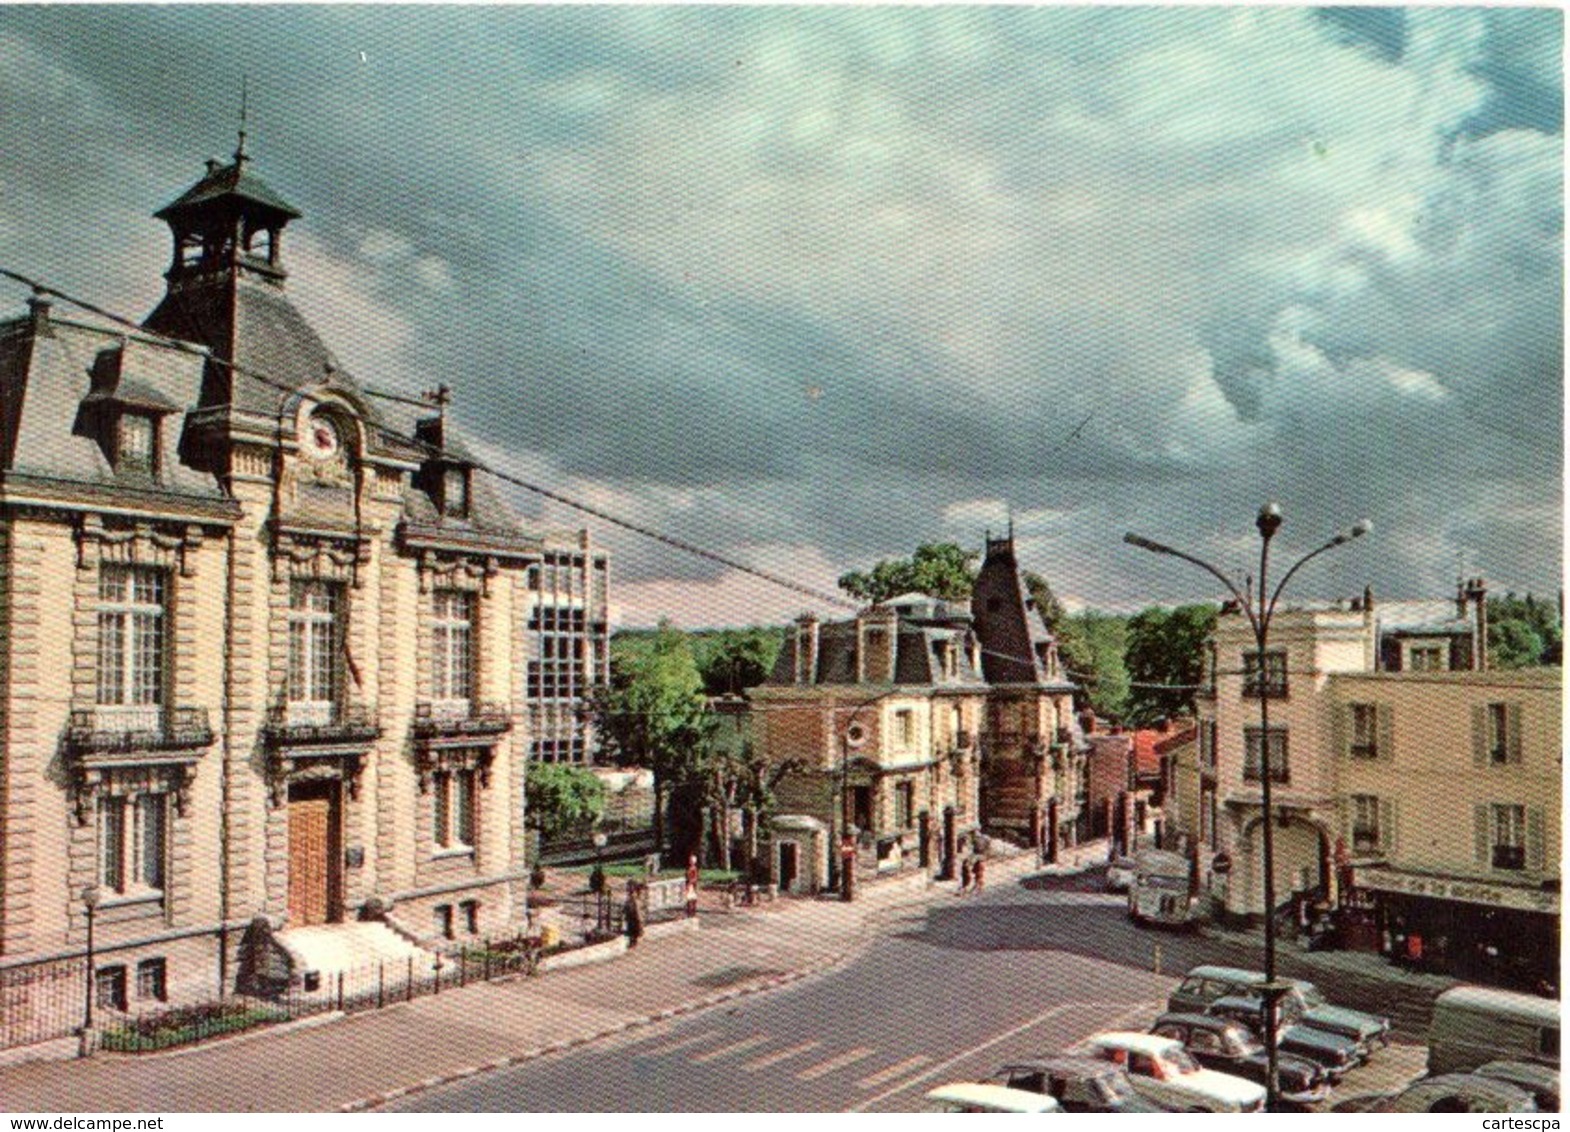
[0,934,549,1055]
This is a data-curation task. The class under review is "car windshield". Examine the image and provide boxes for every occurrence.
[1162,1049,1201,1075]
[1296,983,1327,1008]
[1093,1074,1135,1103]
[1224,1025,1264,1056]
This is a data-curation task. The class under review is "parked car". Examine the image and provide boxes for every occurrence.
[990,1056,1168,1113]
[1282,977,1391,1049]
[1206,995,1361,1080]
[1331,1073,1538,1113]
[1167,965,1386,1053]
[1080,1031,1266,1112]
[924,1082,1062,1112]
[1127,849,1204,928]
[1473,1061,1561,1112]
[1428,984,1561,1076]
[1105,855,1136,893]
[1150,1012,1330,1107]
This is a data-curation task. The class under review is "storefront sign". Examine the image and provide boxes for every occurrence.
[1356,868,1559,915]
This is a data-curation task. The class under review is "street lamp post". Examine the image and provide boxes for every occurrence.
[592,831,610,930]
[1125,504,1369,1110]
[80,884,102,1056]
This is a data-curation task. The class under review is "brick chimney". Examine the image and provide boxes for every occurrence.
[27,294,52,337]
[794,614,820,684]
[1465,577,1488,670]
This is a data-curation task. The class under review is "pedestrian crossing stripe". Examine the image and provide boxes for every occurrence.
[634,1028,722,1056]
[797,1046,876,1080]
[743,1039,821,1070]
[691,1035,771,1063]
[856,1055,931,1090]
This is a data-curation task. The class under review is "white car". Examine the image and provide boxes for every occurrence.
[1105,856,1136,892]
[1082,1031,1266,1112]
[925,1082,1062,1112]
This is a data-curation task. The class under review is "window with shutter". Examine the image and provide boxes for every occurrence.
[1527,807,1546,872]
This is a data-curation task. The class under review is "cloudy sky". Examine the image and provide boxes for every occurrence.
[0,5,1560,627]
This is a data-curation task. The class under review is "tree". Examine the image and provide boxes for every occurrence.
[1022,571,1067,630]
[693,627,786,695]
[1057,610,1130,720]
[524,763,606,842]
[1123,604,1218,725]
[1489,593,1562,668]
[590,622,714,854]
[838,542,978,604]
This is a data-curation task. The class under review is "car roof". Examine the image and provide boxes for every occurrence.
[1156,1012,1241,1031]
[1210,994,1264,1009]
[1435,985,1561,1023]
[999,1055,1119,1075]
[1186,965,1266,984]
[1405,1074,1539,1105]
[1476,1062,1562,1089]
[925,1082,1061,1111]
[1088,1031,1185,1055]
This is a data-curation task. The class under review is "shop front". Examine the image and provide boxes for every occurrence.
[1353,867,1560,994]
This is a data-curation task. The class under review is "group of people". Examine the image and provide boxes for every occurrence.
[622,854,702,948]
[957,853,987,894]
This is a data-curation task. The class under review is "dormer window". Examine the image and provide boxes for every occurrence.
[442,467,470,519]
[116,413,156,473]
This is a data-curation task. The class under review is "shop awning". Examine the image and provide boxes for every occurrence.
[1355,867,1560,916]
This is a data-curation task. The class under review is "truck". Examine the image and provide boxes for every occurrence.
[1127,848,1203,928]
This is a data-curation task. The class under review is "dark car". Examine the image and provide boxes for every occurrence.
[1332,1073,1538,1113]
[1474,1061,1561,1112]
[991,1056,1168,1113]
[1284,977,1391,1051]
[1151,1012,1330,1107]
[1207,995,1362,1080]
[1168,966,1386,1055]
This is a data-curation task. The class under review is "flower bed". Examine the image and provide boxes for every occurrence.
[100,1000,289,1053]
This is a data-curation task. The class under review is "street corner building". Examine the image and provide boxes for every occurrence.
[1167,583,1561,992]
[745,533,1090,895]
[0,143,610,1049]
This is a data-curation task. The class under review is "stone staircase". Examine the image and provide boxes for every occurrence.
[275,921,443,1002]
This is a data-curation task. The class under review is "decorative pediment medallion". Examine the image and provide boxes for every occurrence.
[271,525,373,587]
[416,549,499,596]
[76,514,205,577]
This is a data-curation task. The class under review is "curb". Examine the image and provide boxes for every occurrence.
[341,948,853,1112]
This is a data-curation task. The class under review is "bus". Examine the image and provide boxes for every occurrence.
[1128,848,1203,928]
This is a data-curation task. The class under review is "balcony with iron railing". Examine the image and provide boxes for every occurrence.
[413,700,513,743]
[261,702,381,748]
[65,706,215,758]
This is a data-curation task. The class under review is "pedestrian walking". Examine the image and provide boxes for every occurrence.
[973,855,986,891]
[684,854,700,918]
[624,880,645,947]
[959,856,973,894]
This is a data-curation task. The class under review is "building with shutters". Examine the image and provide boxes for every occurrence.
[1175,579,1559,991]
[0,138,607,1035]
[1328,667,1560,990]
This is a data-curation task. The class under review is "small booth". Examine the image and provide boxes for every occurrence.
[770,814,829,895]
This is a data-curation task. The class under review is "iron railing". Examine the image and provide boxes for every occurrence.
[261,703,381,746]
[413,701,512,740]
[65,707,214,754]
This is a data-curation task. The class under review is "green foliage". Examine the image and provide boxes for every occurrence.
[1057,610,1130,719]
[691,626,786,695]
[1489,593,1561,668]
[100,1001,286,1052]
[524,762,607,841]
[1123,603,1217,725]
[591,621,715,851]
[838,542,978,603]
[1023,571,1067,630]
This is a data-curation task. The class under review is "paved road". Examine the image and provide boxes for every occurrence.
[387,864,1432,1112]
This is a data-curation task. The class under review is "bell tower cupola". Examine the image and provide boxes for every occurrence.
[153,126,301,289]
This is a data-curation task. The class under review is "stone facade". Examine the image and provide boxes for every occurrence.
[0,146,607,1028]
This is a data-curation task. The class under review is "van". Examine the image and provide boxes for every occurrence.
[924,1082,1062,1112]
[1427,985,1560,1076]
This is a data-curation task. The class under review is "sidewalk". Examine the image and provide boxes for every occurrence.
[0,854,1045,1114]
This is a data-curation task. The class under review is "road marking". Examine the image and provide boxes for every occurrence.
[797,1046,877,1080]
[634,1028,721,1056]
[743,1039,820,1070]
[857,1054,931,1089]
[690,1034,771,1063]
[848,1001,1154,1112]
